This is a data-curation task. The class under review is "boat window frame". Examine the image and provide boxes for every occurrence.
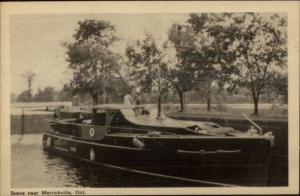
[90,108,107,126]
[105,109,119,126]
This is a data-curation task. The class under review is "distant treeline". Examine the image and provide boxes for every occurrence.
[11,87,71,103]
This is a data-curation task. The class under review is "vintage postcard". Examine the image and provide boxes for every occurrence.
[1,1,299,195]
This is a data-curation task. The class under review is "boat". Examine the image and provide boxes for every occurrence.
[42,104,275,186]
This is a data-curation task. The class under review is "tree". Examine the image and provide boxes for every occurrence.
[273,73,288,105]
[63,19,121,105]
[126,34,168,118]
[264,71,288,105]
[166,25,199,112]
[168,14,238,112]
[22,71,36,102]
[17,90,30,102]
[227,13,287,115]
[34,87,55,102]
[103,71,132,103]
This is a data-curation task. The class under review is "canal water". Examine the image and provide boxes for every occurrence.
[11,133,287,188]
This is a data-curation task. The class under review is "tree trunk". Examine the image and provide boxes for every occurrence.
[253,98,259,115]
[28,80,31,102]
[157,92,162,119]
[207,97,211,112]
[251,87,260,115]
[178,91,184,112]
[92,94,98,105]
[206,82,211,112]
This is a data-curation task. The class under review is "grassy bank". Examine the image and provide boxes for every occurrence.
[162,103,287,120]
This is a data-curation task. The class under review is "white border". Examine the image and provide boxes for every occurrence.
[1,1,299,195]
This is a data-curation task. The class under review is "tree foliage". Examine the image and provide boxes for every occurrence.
[226,13,287,115]
[17,90,30,102]
[168,14,239,111]
[166,25,200,111]
[126,34,168,117]
[264,72,288,105]
[60,15,287,114]
[64,19,128,105]
[34,87,55,102]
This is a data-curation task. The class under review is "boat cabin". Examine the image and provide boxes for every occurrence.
[51,104,233,140]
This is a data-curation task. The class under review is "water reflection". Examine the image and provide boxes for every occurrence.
[12,137,80,187]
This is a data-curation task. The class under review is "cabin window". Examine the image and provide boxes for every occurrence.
[111,111,125,126]
[210,124,220,128]
[187,125,202,131]
[91,110,106,126]
[133,107,149,116]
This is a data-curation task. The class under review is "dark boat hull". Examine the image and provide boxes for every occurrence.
[42,131,273,186]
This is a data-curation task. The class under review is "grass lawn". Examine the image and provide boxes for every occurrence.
[163,103,287,120]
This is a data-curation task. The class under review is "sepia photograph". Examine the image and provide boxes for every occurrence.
[1,1,299,195]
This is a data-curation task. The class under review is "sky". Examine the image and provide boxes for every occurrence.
[10,14,189,95]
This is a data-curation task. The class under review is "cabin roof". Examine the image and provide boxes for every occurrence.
[120,108,217,128]
[92,104,221,130]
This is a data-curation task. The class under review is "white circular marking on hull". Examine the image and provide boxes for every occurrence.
[89,128,95,138]
[90,148,95,161]
[46,137,51,147]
